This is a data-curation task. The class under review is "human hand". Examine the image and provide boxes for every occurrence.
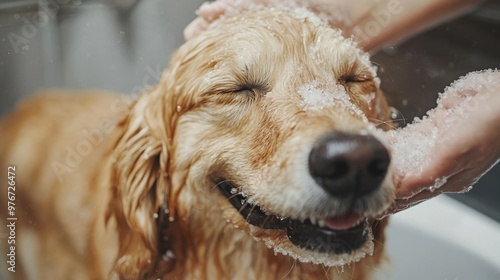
[184,0,482,52]
[385,70,500,214]
[184,0,239,41]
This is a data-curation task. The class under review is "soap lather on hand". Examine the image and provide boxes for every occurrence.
[384,70,500,214]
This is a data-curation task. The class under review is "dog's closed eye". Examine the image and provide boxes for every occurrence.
[340,74,373,84]
[234,83,269,100]
[340,73,378,99]
[234,87,257,99]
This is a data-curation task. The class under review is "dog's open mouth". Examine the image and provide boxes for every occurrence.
[217,180,369,254]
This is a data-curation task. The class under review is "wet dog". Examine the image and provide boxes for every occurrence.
[0,7,394,280]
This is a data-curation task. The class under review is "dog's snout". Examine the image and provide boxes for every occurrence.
[308,132,390,197]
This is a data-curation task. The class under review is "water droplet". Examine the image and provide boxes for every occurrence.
[382,45,397,55]
[459,186,473,193]
[390,110,398,120]
[163,250,175,261]
[246,197,254,205]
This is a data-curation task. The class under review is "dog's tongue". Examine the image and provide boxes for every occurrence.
[324,213,361,231]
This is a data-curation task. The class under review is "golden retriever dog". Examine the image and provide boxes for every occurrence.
[0,6,394,280]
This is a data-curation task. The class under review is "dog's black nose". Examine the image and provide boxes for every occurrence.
[308,132,390,197]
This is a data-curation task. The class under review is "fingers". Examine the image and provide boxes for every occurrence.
[198,0,236,21]
[377,195,425,219]
[383,173,477,218]
[184,0,237,41]
[184,17,210,41]
[396,167,451,199]
[381,190,440,218]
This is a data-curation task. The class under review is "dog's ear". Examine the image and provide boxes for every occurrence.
[108,86,172,278]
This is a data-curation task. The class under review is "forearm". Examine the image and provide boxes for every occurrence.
[344,0,484,52]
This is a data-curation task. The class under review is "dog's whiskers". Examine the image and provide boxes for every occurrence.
[369,117,401,130]
[279,259,296,280]
[210,179,233,192]
[242,203,256,220]
[226,193,240,200]
[260,215,274,228]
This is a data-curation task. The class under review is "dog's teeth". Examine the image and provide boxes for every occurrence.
[310,217,317,225]
[318,219,325,228]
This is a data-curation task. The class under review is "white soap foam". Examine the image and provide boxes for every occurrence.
[429,176,448,192]
[298,79,370,123]
[208,0,340,33]
[291,6,328,27]
[383,69,500,180]
[384,125,438,175]
[299,80,337,110]
[360,53,381,87]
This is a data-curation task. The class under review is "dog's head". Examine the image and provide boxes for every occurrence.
[111,7,394,277]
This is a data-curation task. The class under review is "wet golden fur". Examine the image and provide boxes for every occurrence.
[0,8,393,280]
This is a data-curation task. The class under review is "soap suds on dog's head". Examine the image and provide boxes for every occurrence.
[298,80,346,111]
[298,80,371,126]
[206,0,350,37]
